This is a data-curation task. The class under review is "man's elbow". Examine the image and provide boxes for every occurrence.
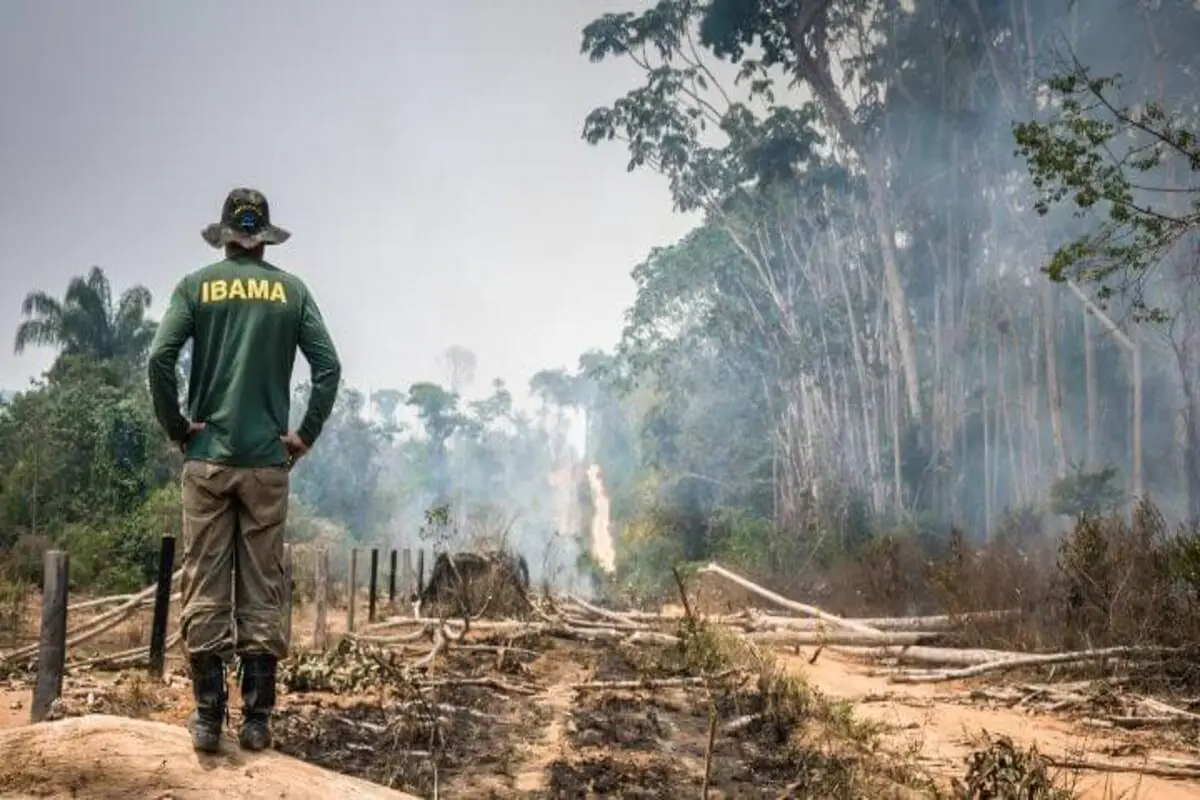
[321,355,343,387]
[148,344,177,370]
[146,348,171,383]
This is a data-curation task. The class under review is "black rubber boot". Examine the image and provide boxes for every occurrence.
[237,653,277,751]
[187,653,227,753]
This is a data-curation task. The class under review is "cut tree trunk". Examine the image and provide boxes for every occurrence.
[0,715,419,800]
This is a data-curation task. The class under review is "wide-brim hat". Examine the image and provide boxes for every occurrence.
[202,187,291,249]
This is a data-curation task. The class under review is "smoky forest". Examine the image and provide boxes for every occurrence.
[3,2,1200,797]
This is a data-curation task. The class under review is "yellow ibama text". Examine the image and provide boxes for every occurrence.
[200,279,287,304]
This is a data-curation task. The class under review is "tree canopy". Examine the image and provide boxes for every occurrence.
[5,0,1200,604]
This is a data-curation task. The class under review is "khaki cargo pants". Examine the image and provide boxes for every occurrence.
[179,461,289,661]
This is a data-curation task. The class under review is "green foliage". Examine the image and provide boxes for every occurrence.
[62,486,179,593]
[0,269,177,589]
[581,1,829,212]
[952,735,1075,800]
[15,266,157,381]
[1054,501,1200,649]
[574,0,1200,601]
[1048,465,1124,517]
[289,385,387,541]
[1013,65,1200,320]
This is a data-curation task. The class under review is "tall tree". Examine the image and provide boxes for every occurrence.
[14,266,157,381]
[440,345,478,395]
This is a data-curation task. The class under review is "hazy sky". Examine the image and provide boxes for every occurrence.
[0,0,697,401]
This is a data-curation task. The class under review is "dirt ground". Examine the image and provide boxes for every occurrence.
[790,650,1200,800]
[3,593,1200,798]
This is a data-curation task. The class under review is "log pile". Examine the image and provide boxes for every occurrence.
[360,560,1196,695]
[0,571,181,671]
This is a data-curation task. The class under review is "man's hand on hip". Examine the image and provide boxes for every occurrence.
[177,421,206,453]
[281,431,309,465]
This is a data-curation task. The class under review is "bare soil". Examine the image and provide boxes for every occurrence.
[0,714,418,799]
[4,594,1200,798]
[793,649,1200,800]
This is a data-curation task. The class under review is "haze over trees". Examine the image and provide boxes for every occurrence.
[560,0,1200,595]
[1,0,1198,605]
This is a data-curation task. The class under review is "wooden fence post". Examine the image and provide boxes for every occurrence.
[282,543,294,650]
[31,551,68,723]
[401,548,413,614]
[388,549,397,610]
[313,547,328,651]
[368,548,379,624]
[347,548,358,633]
[147,534,176,679]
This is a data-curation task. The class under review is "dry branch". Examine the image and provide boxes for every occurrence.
[1047,755,1200,780]
[748,630,939,647]
[697,563,883,635]
[572,671,742,692]
[888,645,1186,684]
[618,608,1015,631]
[65,571,181,614]
[565,595,651,630]
[68,633,182,671]
[832,645,1021,666]
[2,581,179,664]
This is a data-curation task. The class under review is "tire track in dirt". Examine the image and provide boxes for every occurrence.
[788,651,1200,800]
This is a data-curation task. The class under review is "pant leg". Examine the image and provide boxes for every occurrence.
[180,461,238,660]
[232,466,290,659]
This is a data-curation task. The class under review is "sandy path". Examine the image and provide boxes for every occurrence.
[788,651,1200,799]
[510,660,588,792]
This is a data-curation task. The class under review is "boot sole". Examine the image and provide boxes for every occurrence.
[190,728,222,753]
[238,732,272,751]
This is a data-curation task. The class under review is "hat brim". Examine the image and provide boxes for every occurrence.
[202,222,291,249]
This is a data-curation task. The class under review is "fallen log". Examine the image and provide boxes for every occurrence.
[3,578,180,663]
[831,645,1021,667]
[566,595,652,630]
[1046,754,1200,780]
[66,571,181,614]
[620,608,1018,631]
[0,714,419,800]
[748,630,941,647]
[68,632,182,671]
[696,563,882,635]
[888,645,1188,684]
[740,611,1015,632]
[68,594,137,613]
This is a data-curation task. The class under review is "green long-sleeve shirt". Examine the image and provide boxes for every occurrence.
[147,255,342,467]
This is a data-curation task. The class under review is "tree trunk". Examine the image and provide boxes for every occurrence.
[1065,281,1142,503]
[982,337,993,539]
[1175,345,1200,521]
[998,341,1021,509]
[784,16,922,424]
[1084,309,1098,470]
[889,340,903,510]
[1042,287,1069,478]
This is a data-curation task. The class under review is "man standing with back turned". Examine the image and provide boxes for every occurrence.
[147,188,341,753]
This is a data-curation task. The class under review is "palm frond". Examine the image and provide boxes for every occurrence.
[19,291,62,320]
[117,285,152,315]
[14,319,62,354]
